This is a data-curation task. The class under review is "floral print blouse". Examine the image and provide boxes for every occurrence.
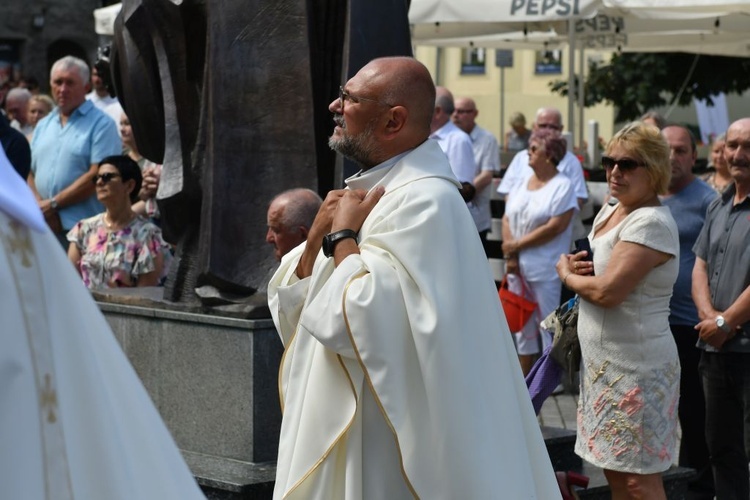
[67,213,172,289]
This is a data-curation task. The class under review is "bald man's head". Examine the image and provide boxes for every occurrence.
[266,188,323,261]
[431,86,455,132]
[329,57,436,167]
[370,57,435,136]
[452,97,478,134]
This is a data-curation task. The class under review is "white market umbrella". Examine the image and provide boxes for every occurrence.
[603,0,750,19]
[94,3,122,36]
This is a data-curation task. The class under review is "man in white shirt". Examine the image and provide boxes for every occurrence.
[429,86,477,203]
[86,66,123,128]
[497,107,588,238]
[452,96,499,253]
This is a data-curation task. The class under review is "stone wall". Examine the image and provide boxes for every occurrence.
[0,0,105,89]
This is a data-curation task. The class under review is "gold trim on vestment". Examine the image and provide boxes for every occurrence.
[281,351,359,499]
[341,270,420,499]
[279,270,362,499]
[277,325,298,415]
[1,221,74,499]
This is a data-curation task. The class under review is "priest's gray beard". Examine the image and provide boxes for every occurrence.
[329,119,380,169]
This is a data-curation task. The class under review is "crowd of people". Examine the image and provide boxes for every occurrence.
[1,55,171,290]
[4,52,749,499]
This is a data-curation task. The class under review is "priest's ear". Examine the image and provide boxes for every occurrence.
[383,106,407,138]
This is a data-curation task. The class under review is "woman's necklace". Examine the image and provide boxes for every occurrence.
[104,211,136,231]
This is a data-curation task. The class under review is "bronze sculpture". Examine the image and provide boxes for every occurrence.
[111,0,411,304]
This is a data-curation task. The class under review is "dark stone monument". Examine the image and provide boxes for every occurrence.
[110,0,412,305]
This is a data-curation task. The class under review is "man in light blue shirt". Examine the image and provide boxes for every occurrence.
[28,56,121,246]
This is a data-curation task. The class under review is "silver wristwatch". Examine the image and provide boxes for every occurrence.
[49,197,59,211]
[715,315,732,334]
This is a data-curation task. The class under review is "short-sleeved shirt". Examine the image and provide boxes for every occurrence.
[468,125,500,232]
[31,100,121,230]
[692,184,750,352]
[506,129,531,152]
[429,121,476,184]
[497,149,588,201]
[661,178,717,325]
[504,173,578,282]
[67,213,171,290]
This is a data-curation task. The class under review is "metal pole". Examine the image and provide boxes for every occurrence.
[435,47,442,86]
[500,67,505,149]
[578,44,585,160]
[567,21,575,141]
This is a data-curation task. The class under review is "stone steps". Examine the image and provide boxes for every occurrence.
[184,451,274,500]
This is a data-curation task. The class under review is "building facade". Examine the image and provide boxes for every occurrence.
[0,0,116,91]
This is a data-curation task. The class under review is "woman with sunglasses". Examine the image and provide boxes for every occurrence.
[502,128,578,375]
[556,122,679,499]
[67,155,171,289]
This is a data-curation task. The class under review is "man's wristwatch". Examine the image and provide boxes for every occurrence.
[49,197,59,211]
[716,315,733,334]
[322,229,358,258]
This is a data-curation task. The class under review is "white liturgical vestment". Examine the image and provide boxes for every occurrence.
[0,147,204,499]
[268,140,560,499]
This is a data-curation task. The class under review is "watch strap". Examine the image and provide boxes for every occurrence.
[323,229,358,258]
[716,315,732,333]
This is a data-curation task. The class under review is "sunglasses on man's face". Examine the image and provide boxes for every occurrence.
[93,172,121,185]
[601,156,643,172]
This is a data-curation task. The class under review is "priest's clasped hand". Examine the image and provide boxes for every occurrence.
[331,186,385,233]
[295,189,347,279]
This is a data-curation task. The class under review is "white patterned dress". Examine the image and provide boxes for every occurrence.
[576,203,681,474]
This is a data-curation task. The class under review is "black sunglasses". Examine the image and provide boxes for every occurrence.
[93,172,121,184]
[601,156,643,172]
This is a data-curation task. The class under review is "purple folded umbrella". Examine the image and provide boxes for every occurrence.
[525,345,563,415]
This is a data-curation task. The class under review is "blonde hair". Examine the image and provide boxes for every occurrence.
[509,111,526,128]
[606,121,671,195]
[29,94,55,112]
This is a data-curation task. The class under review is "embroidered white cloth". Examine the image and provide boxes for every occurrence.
[269,140,559,499]
[0,150,204,499]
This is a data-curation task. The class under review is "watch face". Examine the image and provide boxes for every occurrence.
[322,234,333,258]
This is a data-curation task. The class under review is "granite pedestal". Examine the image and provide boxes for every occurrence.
[98,297,281,498]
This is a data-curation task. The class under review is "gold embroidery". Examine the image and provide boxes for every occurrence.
[3,220,34,268]
[590,360,609,384]
[40,374,58,424]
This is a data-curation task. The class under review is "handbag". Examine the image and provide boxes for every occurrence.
[498,275,537,332]
[544,296,582,387]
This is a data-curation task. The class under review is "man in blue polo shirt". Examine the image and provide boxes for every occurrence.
[28,55,120,246]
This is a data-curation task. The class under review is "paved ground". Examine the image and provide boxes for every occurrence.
[539,390,578,430]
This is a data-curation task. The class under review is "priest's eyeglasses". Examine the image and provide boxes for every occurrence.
[339,86,393,110]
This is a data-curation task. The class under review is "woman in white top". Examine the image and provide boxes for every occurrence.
[556,122,680,499]
[502,128,578,374]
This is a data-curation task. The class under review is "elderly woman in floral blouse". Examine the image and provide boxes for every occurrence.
[67,155,171,289]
